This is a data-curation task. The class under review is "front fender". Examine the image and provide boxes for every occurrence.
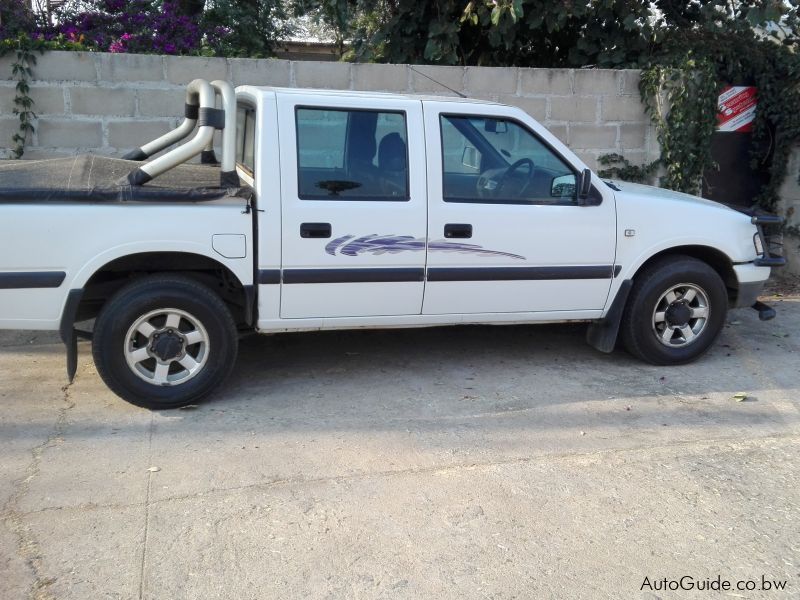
[617,236,742,283]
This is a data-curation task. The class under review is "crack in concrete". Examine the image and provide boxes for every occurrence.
[0,336,62,350]
[144,431,798,503]
[12,430,800,519]
[138,413,155,600]
[0,381,76,600]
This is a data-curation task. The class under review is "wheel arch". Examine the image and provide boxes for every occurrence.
[627,245,738,304]
[90,272,241,409]
[589,244,738,355]
[70,250,255,327]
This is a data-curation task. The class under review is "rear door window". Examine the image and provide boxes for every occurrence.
[296,108,409,201]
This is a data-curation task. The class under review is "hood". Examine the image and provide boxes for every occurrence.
[604,179,738,213]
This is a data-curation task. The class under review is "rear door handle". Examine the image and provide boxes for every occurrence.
[444,223,473,239]
[300,222,332,238]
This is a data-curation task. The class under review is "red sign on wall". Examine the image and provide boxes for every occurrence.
[716,86,757,133]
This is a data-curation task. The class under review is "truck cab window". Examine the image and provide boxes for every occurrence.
[440,115,577,205]
[235,105,256,176]
[296,107,409,200]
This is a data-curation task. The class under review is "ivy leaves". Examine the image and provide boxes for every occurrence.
[597,153,660,184]
[1,35,41,159]
[638,57,720,196]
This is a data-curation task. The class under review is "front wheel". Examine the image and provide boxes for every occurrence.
[620,256,728,365]
[92,274,239,409]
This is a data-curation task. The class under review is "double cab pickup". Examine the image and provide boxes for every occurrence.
[0,79,783,408]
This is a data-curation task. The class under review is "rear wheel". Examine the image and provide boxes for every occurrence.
[620,256,728,365]
[92,274,238,409]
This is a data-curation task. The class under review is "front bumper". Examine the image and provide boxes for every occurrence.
[732,264,777,320]
[735,280,767,308]
[727,213,784,317]
[732,263,771,308]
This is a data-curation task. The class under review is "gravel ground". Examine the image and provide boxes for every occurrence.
[1,295,799,599]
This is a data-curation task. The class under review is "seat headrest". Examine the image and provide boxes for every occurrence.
[378,133,407,172]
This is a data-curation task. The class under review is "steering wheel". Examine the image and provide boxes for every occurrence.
[495,158,535,196]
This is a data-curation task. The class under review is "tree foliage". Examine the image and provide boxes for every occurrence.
[344,0,800,70]
[201,0,295,57]
[358,0,658,67]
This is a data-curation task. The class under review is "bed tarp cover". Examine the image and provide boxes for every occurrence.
[0,154,250,203]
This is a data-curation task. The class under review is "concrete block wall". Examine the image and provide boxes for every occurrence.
[5,51,800,276]
[777,149,800,275]
[0,51,658,170]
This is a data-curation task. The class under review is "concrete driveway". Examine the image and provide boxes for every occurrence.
[1,297,799,599]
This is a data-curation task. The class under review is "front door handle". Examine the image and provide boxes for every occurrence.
[300,222,332,238]
[444,223,473,239]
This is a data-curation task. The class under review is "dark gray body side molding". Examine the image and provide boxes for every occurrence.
[586,279,632,353]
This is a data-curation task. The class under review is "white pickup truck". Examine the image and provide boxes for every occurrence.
[0,79,784,409]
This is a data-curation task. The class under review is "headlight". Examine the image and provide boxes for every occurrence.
[753,232,764,255]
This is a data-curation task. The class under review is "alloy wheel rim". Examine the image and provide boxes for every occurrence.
[124,308,209,386]
[651,283,710,348]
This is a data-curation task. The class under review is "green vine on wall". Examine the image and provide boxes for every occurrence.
[598,57,720,195]
[639,57,720,196]
[600,31,800,229]
[1,35,41,159]
[596,153,659,184]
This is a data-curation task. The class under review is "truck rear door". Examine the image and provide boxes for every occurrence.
[276,92,426,319]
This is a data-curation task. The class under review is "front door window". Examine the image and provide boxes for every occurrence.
[440,115,577,204]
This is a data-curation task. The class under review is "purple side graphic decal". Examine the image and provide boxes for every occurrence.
[325,234,525,260]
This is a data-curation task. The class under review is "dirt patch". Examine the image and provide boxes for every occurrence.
[764,271,800,298]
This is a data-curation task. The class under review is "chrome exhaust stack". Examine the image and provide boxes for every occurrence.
[210,80,238,186]
[124,79,239,188]
[122,78,208,162]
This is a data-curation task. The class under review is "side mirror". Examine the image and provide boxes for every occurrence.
[550,174,576,198]
[577,168,592,204]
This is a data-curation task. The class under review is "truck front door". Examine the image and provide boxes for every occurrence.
[422,102,617,315]
[277,93,426,319]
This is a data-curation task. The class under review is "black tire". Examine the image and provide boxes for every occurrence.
[620,256,728,365]
[92,274,238,409]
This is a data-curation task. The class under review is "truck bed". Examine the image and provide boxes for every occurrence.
[0,154,250,203]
